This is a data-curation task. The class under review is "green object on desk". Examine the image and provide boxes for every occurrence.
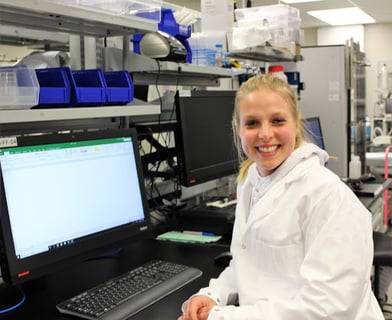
[157,231,222,244]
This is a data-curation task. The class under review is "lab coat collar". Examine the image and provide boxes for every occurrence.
[238,143,329,226]
[247,143,328,201]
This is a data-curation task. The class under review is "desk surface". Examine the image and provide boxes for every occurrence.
[0,238,228,320]
[357,178,392,209]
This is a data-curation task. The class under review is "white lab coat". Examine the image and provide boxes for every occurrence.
[196,144,384,319]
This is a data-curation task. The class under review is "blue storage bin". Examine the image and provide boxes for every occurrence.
[36,67,71,106]
[66,68,107,106]
[159,8,192,63]
[104,71,134,105]
[159,8,191,39]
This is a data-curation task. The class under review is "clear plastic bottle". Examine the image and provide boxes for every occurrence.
[349,154,361,179]
[268,65,287,82]
[365,115,371,141]
[379,63,388,99]
[215,44,223,67]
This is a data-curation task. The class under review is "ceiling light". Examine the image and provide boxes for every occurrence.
[282,0,324,3]
[308,7,375,26]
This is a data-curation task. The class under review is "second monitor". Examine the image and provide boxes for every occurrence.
[174,90,238,187]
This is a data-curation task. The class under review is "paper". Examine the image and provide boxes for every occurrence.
[157,231,222,244]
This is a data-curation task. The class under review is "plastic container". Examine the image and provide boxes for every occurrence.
[188,33,222,67]
[159,8,191,39]
[285,71,300,86]
[349,154,362,179]
[35,67,71,106]
[191,49,216,67]
[234,4,300,52]
[65,68,107,106]
[235,4,300,22]
[365,115,371,140]
[0,65,40,109]
[268,65,288,82]
[215,44,224,67]
[49,0,162,23]
[379,63,388,99]
[104,70,134,105]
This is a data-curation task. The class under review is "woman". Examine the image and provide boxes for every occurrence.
[178,73,383,319]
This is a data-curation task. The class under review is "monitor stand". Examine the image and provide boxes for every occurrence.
[0,281,26,312]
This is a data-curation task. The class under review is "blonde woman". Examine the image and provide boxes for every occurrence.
[178,73,383,320]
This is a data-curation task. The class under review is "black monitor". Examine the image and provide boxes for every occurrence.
[305,117,325,149]
[0,128,150,285]
[174,90,238,187]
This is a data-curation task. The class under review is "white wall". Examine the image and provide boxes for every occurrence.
[317,25,364,49]
[303,28,318,46]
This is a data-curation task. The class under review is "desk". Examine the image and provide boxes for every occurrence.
[0,238,228,320]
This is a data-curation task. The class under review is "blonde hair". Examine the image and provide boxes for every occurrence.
[232,73,307,182]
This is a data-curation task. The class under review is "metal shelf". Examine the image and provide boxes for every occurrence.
[128,52,235,86]
[0,0,157,37]
[0,101,160,124]
[231,45,302,62]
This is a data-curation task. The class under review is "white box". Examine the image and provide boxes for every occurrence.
[201,0,234,32]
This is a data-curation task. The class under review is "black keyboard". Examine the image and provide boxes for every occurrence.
[56,260,202,320]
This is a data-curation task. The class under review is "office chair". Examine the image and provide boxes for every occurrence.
[373,231,392,312]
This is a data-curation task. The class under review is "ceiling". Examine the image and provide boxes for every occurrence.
[165,0,392,28]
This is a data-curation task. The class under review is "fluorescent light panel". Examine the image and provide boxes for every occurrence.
[308,7,375,25]
[282,0,324,3]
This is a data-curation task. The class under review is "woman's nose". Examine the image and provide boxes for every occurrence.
[258,124,272,140]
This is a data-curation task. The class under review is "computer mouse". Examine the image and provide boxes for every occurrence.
[214,251,232,267]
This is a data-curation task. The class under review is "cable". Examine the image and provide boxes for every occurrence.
[0,285,26,314]
[145,59,182,212]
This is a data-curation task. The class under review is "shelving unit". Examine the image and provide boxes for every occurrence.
[0,0,157,37]
[231,45,301,62]
[128,52,234,86]
[0,1,300,128]
[0,1,162,126]
[0,101,160,124]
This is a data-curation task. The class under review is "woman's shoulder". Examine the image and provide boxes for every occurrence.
[290,156,350,194]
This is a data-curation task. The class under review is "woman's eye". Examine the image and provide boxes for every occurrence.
[245,120,257,127]
[272,118,286,125]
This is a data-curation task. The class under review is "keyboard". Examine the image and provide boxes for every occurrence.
[56,260,202,320]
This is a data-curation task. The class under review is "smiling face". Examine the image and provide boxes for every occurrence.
[237,88,299,177]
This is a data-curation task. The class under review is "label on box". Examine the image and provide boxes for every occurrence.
[0,137,17,148]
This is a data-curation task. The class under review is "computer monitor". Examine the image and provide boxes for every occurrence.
[174,90,239,187]
[305,117,325,149]
[0,128,151,285]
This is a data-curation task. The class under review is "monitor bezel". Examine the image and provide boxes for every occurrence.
[0,128,151,285]
[174,90,239,187]
[304,116,325,149]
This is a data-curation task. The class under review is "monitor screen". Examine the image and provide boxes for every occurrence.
[175,90,239,187]
[305,117,325,149]
[0,128,150,285]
